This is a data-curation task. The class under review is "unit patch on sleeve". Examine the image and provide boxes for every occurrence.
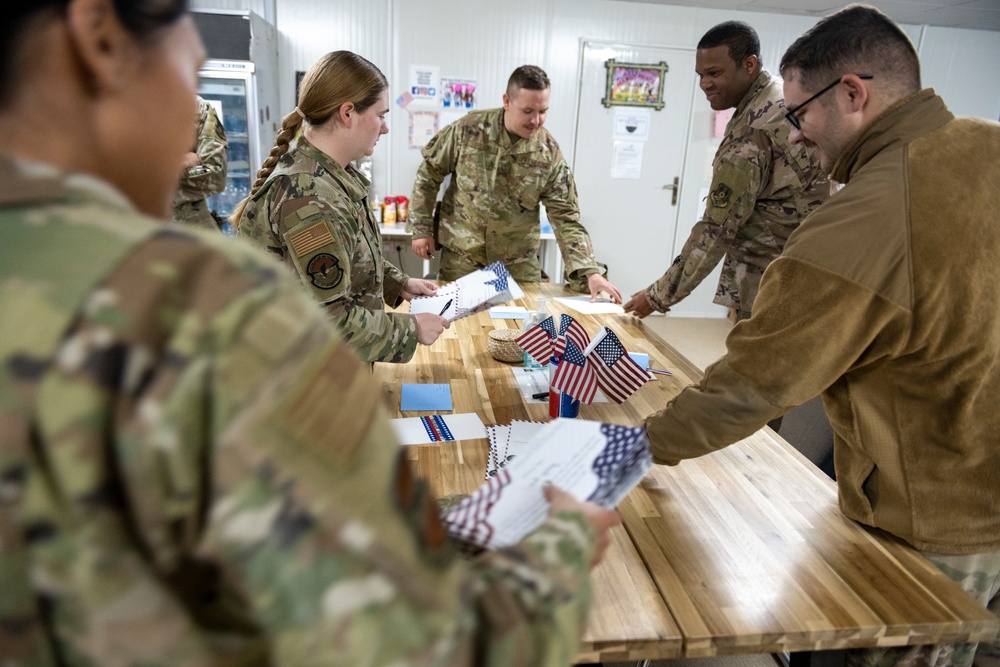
[710,183,733,209]
[306,253,344,289]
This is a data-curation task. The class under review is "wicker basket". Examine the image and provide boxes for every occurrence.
[487,329,524,363]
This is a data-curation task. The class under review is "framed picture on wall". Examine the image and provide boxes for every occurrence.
[602,60,669,110]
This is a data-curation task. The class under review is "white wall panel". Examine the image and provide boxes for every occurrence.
[191,0,270,19]
[193,0,1000,222]
[389,0,552,202]
[272,0,392,194]
[918,26,1000,120]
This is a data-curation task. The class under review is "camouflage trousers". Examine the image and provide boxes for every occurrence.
[846,548,1000,667]
[438,247,543,283]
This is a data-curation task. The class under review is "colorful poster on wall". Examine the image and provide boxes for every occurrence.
[441,77,477,109]
[409,110,439,149]
[602,60,668,110]
[409,65,440,103]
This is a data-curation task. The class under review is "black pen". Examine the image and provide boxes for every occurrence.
[438,298,453,316]
[531,392,549,400]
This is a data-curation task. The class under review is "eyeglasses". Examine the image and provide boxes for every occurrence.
[784,74,873,130]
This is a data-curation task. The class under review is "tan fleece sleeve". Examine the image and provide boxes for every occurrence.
[645,256,908,464]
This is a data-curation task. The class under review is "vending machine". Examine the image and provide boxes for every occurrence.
[192,10,279,223]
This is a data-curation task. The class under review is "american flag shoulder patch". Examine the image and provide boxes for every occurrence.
[289,222,334,258]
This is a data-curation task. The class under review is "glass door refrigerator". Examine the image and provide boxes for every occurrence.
[192,10,279,231]
[198,61,258,227]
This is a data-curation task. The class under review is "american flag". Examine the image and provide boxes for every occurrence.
[288,222,334,257]
[588,424,651,508]
[516,315,557,364]
[589,328,650,403]
[396,91,414,108]
[551,337,598,404]
[559,314,590,353]
[482,261,510,293]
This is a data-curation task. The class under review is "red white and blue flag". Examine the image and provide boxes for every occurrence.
[551,337,598,404]
[516,315,557,364]
[558,314,590,356]
[588,327,650,403]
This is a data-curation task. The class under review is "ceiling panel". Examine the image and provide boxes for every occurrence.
[605,0,1000,31]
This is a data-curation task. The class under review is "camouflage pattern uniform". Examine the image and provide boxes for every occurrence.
[173,95,228,230]
[0,155,598,666]
[645,71,832,319]
[238,138,419,364]
[847,548,1000,667]
[409,107,601,286]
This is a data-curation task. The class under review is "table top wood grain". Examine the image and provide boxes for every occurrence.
[375,283,999,661]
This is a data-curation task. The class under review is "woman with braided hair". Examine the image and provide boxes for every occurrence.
[233,50,448,363]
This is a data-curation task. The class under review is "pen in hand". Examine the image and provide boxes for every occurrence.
[439,298,453,317]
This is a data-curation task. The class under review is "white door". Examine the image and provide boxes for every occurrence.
[573,41,729,318]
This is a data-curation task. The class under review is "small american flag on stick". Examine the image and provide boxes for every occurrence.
[586,327,650,403]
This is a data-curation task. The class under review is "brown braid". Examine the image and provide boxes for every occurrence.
[229,110,302,229]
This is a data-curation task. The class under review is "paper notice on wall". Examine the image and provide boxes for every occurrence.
[611,140,643,179]
[409,110,439,149]
[613,108,651,141]
[409,65,440,103]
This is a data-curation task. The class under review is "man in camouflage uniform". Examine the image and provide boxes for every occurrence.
[172,95,228,230]
[408,65,623,303]
[624,21,832,322]
[0,155,615,665]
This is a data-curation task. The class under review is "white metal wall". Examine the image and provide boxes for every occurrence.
[190,0,1000,207]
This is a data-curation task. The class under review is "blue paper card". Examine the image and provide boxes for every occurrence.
[628,352,650,369]
[401,384,453,411]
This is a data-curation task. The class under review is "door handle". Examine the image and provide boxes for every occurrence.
[661,176,680,206]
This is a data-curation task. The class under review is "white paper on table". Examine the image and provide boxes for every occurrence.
[444,419,650,548]
[389,412,486,445]
[509,366,609,403]
[554,296,624,315]
[511,366,549,403]
[489,306,528,319]
[410,262,524,321]
[503,420,547,467]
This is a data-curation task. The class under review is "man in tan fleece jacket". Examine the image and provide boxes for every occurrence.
[644,6,1000,667]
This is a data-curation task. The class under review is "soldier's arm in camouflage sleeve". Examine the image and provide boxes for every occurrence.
[539,158,600,281]
[408,123,460,239]
[284,199,419,364]
[17,230,596,665]
[644,145,767,312]
[210,294,598,666]
[175,102,228,204]
[241,175,419,365]
[382,258,410,308]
